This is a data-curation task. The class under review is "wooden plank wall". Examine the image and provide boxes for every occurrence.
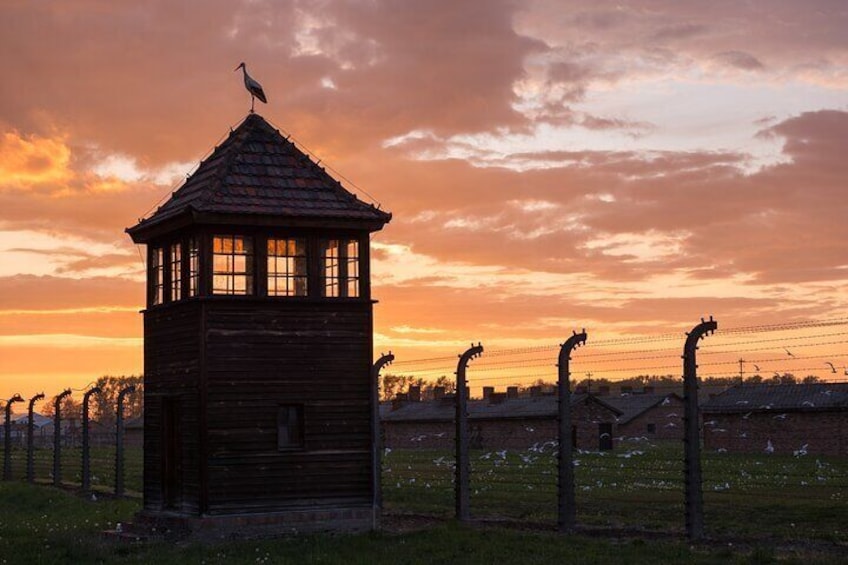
[143,303,202,513]
[203,301,373,514]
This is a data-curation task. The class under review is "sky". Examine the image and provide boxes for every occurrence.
[1,0,847,404]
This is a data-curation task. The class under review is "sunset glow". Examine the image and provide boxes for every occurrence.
[2,1,848,410]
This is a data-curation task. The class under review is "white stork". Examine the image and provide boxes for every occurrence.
[235,62,267,112]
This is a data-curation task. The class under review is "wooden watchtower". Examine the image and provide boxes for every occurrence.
[126,113,390,534]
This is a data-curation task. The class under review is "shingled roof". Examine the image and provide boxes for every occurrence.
[603,393,681,424]
[702,383,848,413]
[380,394,623,423]
[127,113,390,242]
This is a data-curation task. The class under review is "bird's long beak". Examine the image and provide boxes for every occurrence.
[234,63,243,71]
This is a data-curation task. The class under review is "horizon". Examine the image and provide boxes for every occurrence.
[2,1,848,403]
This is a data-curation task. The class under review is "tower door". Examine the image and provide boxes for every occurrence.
[162,397,182,509]
[598,422,613,451]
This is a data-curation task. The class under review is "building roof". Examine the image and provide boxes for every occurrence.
[702,383,848,414]
[11,412,52,428]
[602,393,682,424]
[380,394,623,423]
[127,113,391,241]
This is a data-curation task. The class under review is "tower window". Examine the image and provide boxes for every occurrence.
[188,237,200,297]
[320,238,359,298]
[277,405,304,449]
[169,243,182,301]
[151,247,164,305]
[212,235,253,295]
[268,238,307,296]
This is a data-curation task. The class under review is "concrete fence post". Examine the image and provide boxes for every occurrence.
[115,385,136,496]
[81,387,101,493]
[683,317,717,541]
[53,389,72,487]
[558,330,586,532]
[3,394,24,480]
[371,352,395,525]
[455,343,483,521]
[26,393,44,483]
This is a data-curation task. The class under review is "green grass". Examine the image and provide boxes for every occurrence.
[1,482,843,564]
[0,446,143,495]
[2,439,846,558]
[383,440,848,542]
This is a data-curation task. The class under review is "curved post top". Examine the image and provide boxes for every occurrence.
[458,343,484,367]
[55,389,72,402]
[684,316,718,355]
[28,393,45,408]
[373,352,395,375]
[83,387,102,401]
[117,385,136,400]
[558,330,587,366]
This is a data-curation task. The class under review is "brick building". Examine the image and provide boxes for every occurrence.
[702,383,848,456]
[603,390,684,440]
[381,388,622,451]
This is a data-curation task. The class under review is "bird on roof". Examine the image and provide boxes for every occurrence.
[783,347,794,357]
[234,62,267,112]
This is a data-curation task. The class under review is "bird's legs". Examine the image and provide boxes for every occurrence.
[250,95,255,113]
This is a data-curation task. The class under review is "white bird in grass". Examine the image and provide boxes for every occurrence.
[235,62,268,112]
[764,440,774,454]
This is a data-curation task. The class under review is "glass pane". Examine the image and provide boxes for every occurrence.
[213,255,228,273]
[213,275,228,293]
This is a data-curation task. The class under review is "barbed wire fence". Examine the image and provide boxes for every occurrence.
[0,385,143,498]
[378,316,848,541]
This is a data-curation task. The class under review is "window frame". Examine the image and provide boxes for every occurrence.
[188,236,200,298]
[267,237,308,297]
[277,404,305,450]
[150,246,165,306]
[169,242,182,302]
[212,234,255,296]
[319,237,360,298]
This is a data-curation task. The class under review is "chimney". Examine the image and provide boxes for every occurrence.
[433,386,446,400]
[530,386,542,397]
[620,386,633,395]
[482,386,495,400]
[575,385,587,394]
[392,392,409,411]
[598,385,610,396]
[408,386,421,403]
[507,386,519,399]
[643,385,655,394]
[490,392,507,404]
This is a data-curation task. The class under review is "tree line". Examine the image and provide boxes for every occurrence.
[381,372,824,401]
[39,375,143,423]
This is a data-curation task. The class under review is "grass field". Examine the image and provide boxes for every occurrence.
[0,446,143,495]
[383,439,848,542]
[0,481,845,564]
[1,439,846,562]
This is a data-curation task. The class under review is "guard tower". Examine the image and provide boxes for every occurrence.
[126,113,390,534]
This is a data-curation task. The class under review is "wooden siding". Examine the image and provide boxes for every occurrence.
[143,302,203,514]
[202,300,374,513]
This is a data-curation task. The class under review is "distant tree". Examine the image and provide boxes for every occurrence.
[91,375,144,423]
[380,374,424,401]
[802,375,821,384]
[41,395,82,420]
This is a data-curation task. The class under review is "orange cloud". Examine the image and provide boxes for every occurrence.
[0,131,72,189]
